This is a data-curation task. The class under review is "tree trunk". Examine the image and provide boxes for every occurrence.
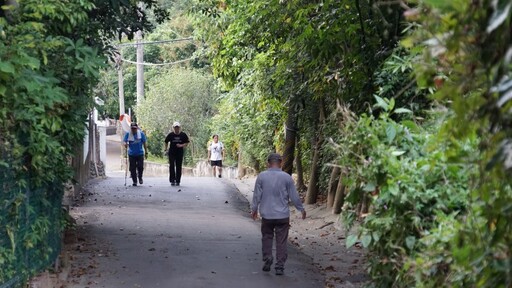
[305,144,321,204]
[327,166,341,208]
[305,99,325,204]
[359,192,370,217]
[282,101,298,175]
[332,175,346,214]
[295,135,307,191]
[305,99,326,205]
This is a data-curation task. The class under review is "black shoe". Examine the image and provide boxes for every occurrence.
[218,175,222,178]
[171,182,176,186]
[139,178,143,184]
[275,268,284,275]
[176,182,180,186]
[262,259,273,272]
[132,183,137,186]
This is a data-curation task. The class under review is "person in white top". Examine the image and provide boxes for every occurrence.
[207,134,225,178]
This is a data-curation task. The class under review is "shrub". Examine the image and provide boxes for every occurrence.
[340,97,477,287]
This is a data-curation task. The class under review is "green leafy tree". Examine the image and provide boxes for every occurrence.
[209,68,286,171]
[136,67,217,161]
[191,0,409,201]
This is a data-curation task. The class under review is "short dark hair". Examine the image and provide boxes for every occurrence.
[267,153,282,163]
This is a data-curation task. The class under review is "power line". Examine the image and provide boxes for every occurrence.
[120,57,193,66]
[117,37,194,47]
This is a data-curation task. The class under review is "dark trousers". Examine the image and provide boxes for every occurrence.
[169,151,184,184]
[129,155,144,183]
[261,218,290,269]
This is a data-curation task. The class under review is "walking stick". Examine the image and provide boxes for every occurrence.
[124,146,128,186]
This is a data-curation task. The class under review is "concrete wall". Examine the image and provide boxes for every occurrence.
[99,126,107,165]
[143,160,241,179]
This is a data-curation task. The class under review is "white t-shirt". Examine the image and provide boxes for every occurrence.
[208,141,224,161]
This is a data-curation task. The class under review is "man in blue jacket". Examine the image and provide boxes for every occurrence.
[123,122,148,186]
[251,153,307,275]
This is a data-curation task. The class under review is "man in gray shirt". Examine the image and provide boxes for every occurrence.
[251,153,307,275]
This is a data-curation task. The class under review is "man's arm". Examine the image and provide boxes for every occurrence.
[142,133,148,158]
[288,177,306,219]
[177,133,189,148]
[251,176,263,220]
[163,134,169,153]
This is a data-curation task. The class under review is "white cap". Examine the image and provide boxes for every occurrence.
[172,121,181,127]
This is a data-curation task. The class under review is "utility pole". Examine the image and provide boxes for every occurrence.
[136,30,144,105]
[116,51,125,116]
[136,1,144,105]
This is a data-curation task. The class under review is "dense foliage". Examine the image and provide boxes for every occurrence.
[340,0,512,287]
[190,0,409,176]
[340,96,477,286]
[404,1,512,286]
[1,5,103,282]
[190,0,512,287]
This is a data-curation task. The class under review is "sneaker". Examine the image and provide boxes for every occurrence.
[139,178,143,184]
[171,182,176,186]
[176,182,180,186]
[275,268,284,276]
[218,174,222,178]
[262,258,273,272]
[132,183,137,187]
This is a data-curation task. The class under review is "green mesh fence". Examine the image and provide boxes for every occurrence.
[0,159,63,288]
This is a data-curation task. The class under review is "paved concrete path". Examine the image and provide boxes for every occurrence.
[67,173,323,288]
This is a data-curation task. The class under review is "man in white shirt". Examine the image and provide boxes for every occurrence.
[207,134,224,178]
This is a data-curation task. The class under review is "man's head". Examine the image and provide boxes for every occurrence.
[172,121,181,132]
[267,153,282,168]
[130,122,138,131]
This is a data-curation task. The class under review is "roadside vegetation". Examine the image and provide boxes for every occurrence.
[0,0,168,284]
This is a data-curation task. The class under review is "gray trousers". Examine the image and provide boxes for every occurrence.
[261,218,290,269]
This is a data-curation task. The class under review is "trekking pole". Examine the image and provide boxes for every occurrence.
[124,146,128,186]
